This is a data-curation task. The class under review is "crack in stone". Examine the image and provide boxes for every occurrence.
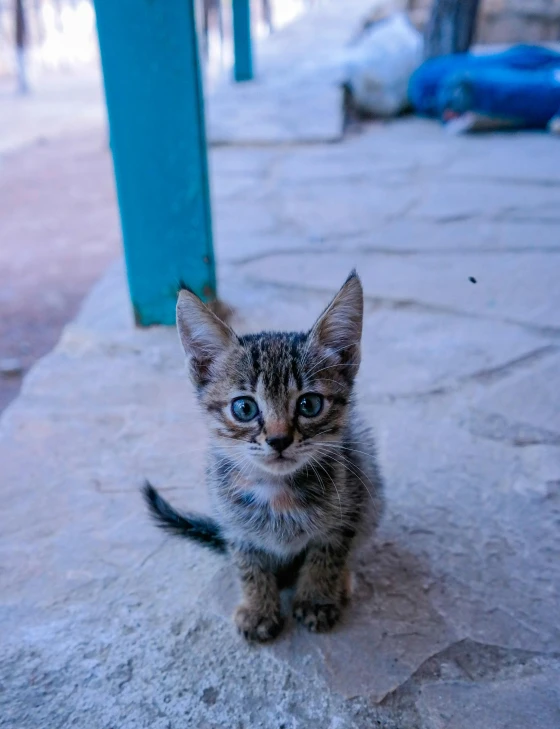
[360,345,557,404]
[465,344,559,386]
[381,638,560,708]
[241,276,560,339]
[138,539,168,569]
[411,210,560,225]
[496,212,560,224]
[385,197,421,221]
[469,411,560,447]
[231,245,340,265]
[209,136,342,149]
[231,244,560,265]
[445,174,560,189]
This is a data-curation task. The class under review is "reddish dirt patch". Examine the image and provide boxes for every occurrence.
[0,132,121,411]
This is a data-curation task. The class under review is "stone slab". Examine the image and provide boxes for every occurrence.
[221,276,550,399]
[207,543,457,703]
[208,122,560,264]
[240,251,560,329]
[376,403,560,657]
[469,354,560,444]
[443,133,560,186]
[207,81,342,145]
[418,671,560,729]
[206,0,376,144]
[356,219,560,254]
[411,179,560,224]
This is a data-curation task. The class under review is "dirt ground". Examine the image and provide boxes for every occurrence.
[0,132,120,412]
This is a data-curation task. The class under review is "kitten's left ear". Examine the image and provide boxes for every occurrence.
[308,270,363,367]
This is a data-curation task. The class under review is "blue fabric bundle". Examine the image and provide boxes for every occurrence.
[409,45,560,129]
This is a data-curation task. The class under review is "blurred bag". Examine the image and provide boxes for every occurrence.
[342,12,423,117]
[410,45,560,130]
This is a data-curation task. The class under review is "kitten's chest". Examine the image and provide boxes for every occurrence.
[249,479,299,513]
[218,479,323,557]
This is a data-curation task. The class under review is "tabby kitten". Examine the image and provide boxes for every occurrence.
[144,271,384,642]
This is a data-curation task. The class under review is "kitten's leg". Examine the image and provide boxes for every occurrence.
[232,548,283,643]
[293,539,352,633]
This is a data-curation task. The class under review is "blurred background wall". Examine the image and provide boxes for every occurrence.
[408,0,560,44]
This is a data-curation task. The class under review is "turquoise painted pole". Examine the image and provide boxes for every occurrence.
[232,0,254,82]
[93,0,216,326]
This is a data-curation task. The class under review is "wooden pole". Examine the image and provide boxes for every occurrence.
[93,0,217,326]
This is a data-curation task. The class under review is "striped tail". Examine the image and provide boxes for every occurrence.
[142,482,227,554]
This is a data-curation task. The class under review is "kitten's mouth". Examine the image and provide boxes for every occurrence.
[269,455,295,466]
[258,453,299,474]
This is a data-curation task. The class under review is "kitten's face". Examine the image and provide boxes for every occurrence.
[196,332,352,476]
[176,273,363,478]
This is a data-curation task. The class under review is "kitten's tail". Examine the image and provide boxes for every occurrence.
[142,482,227,554]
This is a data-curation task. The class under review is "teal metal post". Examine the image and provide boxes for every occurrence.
[93,0,216,326]
[232,0,254,81]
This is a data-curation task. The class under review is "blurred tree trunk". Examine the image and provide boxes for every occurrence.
[262,0,273,34]
[15,0,29,93]
[424,0,481,59]
[200,0,224,61]
[15,0,25,48]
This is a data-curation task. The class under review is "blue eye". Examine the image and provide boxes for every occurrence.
[232,397,259,422]
[297,393,323,418]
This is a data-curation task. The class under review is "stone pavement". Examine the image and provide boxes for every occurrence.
[2,117,560,727]
[3,5,560,728]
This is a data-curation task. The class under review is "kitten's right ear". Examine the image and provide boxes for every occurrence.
[176,290,237,385]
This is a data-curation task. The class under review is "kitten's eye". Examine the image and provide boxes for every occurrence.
[231,397,259,422]
[297,393,323,418]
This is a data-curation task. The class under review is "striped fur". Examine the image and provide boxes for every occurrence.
[146,272,384,642]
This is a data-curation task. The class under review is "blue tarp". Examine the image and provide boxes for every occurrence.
[409,45,560,129]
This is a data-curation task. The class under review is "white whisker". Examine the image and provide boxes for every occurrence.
[312,445,380,513]
[310,454,344,525]
[312,441,378,460]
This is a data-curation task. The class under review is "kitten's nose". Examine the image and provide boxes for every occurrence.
[266,434,293,454]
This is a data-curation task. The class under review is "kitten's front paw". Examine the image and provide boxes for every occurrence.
[235,604,284,643]
[293,599,341,633]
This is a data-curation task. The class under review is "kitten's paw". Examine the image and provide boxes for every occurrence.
[234,604,284,643]
[293,600,341,633]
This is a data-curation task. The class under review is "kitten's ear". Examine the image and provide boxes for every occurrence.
[308,270,363,367]
[176,289,237,385]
